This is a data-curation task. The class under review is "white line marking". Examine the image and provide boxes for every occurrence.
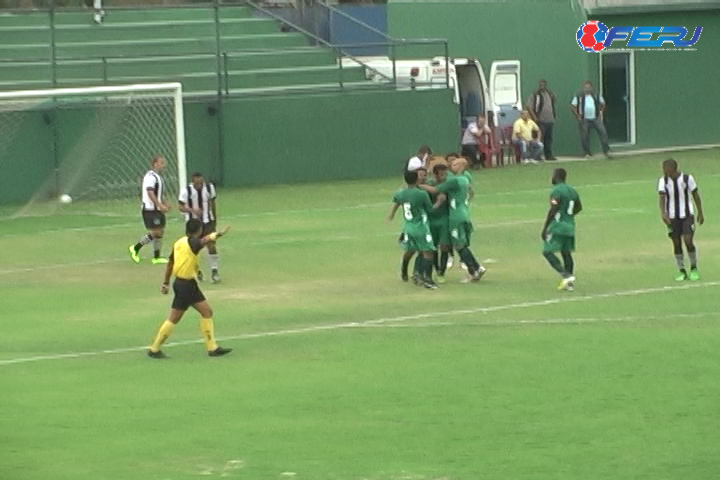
[1,281,717,366]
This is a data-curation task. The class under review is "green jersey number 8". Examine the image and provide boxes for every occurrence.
[403,203,413,220]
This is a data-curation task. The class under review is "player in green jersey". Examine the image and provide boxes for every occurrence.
[443,154,474,271]
[541,168,582,291]
[388,170,439,290]
[420,158,486,283]
[427,164,451,283]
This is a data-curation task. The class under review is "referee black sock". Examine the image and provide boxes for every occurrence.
[134,234,152,252]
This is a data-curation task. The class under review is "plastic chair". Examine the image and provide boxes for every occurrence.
[477,129,499,168]
[498,126,521,166]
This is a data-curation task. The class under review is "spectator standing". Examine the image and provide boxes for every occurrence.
[512,110,543,164]
[461,115,492,168]
[527,80,557,160]
[570,81,610,158]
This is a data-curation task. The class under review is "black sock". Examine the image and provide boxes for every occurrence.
[448,246,455,258]
[154,250,161,259]
[439,250,449,276]
[401,256,411,277]
[134,234,152,252]
[423,256,434,280]
[433,251,440,272]
[413,255,423,277]
[458,247,480,274]
[687,245,697,269]
[561,252,574,275]
[543,251,568,276]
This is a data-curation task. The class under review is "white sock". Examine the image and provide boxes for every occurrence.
[209,254,219,271]
[153,238,162,257]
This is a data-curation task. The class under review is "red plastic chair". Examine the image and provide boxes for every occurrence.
[498,126,522,166]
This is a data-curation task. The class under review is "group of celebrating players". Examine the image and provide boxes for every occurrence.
[391,148,705,292]
[125,149,705,359]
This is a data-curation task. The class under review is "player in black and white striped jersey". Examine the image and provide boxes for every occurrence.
[128,155,171,265]
[179,172,221,283]
[658,159,705,282]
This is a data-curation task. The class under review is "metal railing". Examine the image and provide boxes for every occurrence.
[0,1,451,95]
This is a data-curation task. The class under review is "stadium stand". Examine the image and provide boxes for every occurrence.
[0,5,369,94]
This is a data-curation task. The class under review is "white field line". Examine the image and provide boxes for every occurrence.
[355,311,717,329]
[3,171,705,237]
[0,281,717,367]
[0,209,645,276]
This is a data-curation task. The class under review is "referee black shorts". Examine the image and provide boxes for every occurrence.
[668,216,695,239]
[172,278,206,311]
[142,210,166,229]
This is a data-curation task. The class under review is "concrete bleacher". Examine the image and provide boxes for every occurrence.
[0,5,369,94]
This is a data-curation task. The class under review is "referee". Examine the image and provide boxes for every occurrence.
[658,159,705,281]
[147,219,232,359]
[129,155,171,265]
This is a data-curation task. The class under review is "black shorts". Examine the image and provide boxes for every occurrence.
[668,216,695,238]
[202,220,216,237]
[142,210,166,229]
[171,278,206,311]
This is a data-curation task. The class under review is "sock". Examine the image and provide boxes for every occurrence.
[200,318,219,352]
[448,247,455,258]
[458,247,480,274]
[401,255,411,277]
[413,255,423,277]
[423,256,434,279]
[674,254,686,272]
[150,320,174,352]
[209,254,219,272]
[561,252,574,275]
[134,234,152,252]
[433,251,440,272]
[543,251,568,277]
[687,246,697,269]
[439,250,449,276]
[153,238,162,259]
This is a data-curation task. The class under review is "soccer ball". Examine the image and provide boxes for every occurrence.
[59,194,73,204]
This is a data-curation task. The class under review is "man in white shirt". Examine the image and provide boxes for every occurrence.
[179,172,221,283]
[461,115,492,168]
[406,145,432,172]
[570,81,610,158]
[129,155,171,265]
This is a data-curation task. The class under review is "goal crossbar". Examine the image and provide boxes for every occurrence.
[0,82,187,194]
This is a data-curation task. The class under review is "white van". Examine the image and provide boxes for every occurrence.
[343,56,523,127]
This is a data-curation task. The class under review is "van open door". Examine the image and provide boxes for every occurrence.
[489,60,522,128]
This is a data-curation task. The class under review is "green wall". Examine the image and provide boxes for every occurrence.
[0,89,457,205]
[596,10,720,150]
[388,0,592,156]
[220,89,458,187]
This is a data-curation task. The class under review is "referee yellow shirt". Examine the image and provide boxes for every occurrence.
[171,236,204,280]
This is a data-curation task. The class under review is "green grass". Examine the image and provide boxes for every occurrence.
[2,149,720,480]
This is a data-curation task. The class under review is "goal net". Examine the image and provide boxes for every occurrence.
[0,83,186,219]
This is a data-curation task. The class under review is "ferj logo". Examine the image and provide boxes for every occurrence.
[576,20,702,52]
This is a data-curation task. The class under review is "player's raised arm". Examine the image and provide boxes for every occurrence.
[201,226,230,246]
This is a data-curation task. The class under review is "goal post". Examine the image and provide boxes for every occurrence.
[0,82,187,217]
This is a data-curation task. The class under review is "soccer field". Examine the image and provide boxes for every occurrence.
[2,150,720,480]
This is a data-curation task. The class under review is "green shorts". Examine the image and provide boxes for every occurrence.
[449,221,473,248]
[401,231,436,253]
[543,233,575,253]
[430,222,450,247]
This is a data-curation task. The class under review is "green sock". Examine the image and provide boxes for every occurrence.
[543,251,567,276]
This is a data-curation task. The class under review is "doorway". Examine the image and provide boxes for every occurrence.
[600,51,635,145]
